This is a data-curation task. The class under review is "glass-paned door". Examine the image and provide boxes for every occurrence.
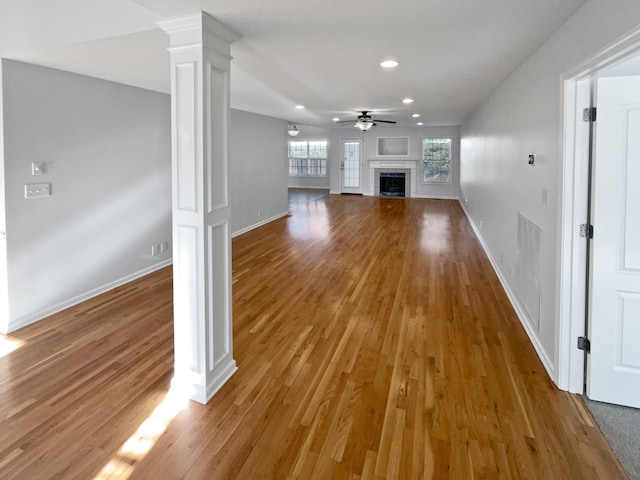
[341,139,362,194]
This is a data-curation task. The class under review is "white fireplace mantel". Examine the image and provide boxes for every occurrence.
[367,160,418,197]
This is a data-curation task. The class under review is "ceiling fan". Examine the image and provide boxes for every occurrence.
[337,111,397,131]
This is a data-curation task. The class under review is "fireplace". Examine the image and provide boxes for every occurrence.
[369,161,416,197]
[380,172,406,197]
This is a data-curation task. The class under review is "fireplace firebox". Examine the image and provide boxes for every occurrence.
[380,172,406,197]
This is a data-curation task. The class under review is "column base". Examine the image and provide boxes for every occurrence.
[171,359,238,404]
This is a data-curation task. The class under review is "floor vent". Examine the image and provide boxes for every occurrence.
[515,213,542,332]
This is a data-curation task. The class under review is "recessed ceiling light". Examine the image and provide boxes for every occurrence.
[295,105,305,109]
[412,113,420,118]
[332,117,340,122]
[380,60,399,68]
[402,98,414,104]
[417,122,424,126]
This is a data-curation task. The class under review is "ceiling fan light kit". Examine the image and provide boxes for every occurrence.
[356,120,374,131]
[339,111,397,131]
[287,124,300,136]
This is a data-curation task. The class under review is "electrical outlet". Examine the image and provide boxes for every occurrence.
[258,209,262,217]
[542,188,549,206]
[151,244,159,256]
[159,241,169,253]
[25,183,51,198]
[479,220,483,230]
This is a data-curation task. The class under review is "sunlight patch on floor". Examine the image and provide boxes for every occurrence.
[0,335,23,359]
[94,386,189,480]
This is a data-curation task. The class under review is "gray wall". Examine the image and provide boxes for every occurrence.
[460,0,640,381]
[0,63,291,333]
[328,125,460,198]
[1,60,172,333]
[229,108,288,236]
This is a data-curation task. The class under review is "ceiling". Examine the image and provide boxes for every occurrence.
[0,0,587,128]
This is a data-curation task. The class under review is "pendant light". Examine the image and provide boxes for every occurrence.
[287,124,300,137]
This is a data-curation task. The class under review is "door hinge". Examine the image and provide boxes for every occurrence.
[577,336,591,353]
[583,107,597,122]
[579,223,593,239]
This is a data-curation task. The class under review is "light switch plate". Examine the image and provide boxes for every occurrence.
[25,183,51,198]
[31,162,45,175]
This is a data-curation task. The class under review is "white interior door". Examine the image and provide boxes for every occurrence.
[588,75,640,407]
[341,139,363,194]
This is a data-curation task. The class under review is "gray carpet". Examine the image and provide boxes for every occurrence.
[584,396,640,479]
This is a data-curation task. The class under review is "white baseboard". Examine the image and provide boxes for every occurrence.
[458,199,556,382]
[415,194,460,200]
[360,193,460,200]
[287,186,330,190]
[7,259,173,334]
[232,211,289,238]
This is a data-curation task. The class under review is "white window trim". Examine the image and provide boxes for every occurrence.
[421,137,453,185]
[288,140,328,177]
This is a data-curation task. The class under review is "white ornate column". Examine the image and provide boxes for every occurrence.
[159,13,240,404]
[0,61,8,334]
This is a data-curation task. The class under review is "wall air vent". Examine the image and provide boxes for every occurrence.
[515,213,543,332]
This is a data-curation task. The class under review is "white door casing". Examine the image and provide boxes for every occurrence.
[588,75,640,407]
[341,139,363,194]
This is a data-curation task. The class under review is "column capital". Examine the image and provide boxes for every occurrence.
[159,12,241,53]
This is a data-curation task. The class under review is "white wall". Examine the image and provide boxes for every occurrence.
[329,125,460,198]
[229,108,288,236]
[460,0,640,383]
[1,60,172,333]
[287,124,331,189]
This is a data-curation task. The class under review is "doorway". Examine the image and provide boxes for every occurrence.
[561,39,640,408]
[341,139,363,194]
[588,72,640,408]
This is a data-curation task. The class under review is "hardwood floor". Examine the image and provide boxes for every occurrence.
[0,195,625,479]
[288,187,329,209]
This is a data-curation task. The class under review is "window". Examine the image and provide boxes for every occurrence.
[289,140,327,177]
[423,138,452,183]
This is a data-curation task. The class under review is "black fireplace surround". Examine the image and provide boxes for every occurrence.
[380,172,406,197]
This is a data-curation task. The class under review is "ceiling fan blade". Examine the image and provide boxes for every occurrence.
[372,119,397,124]
[336,120,355,124]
